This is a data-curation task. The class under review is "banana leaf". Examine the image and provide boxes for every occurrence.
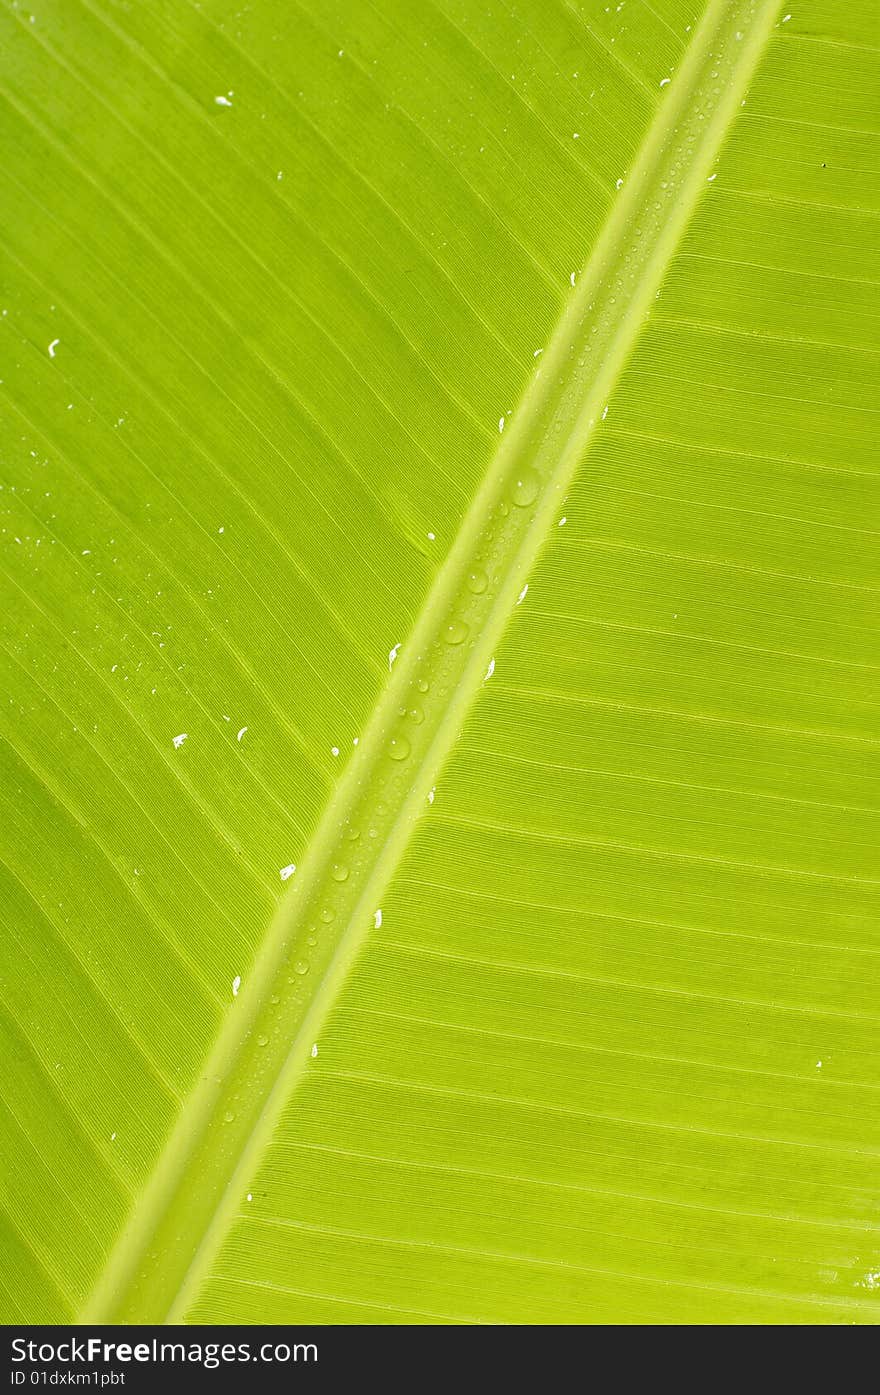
[1,0,878,1325]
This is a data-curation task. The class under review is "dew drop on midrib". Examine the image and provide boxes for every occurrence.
[511,469,539,507]
[388,735,411,761]
[443,618,469,646]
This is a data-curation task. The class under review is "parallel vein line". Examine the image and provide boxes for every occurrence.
[0,94,405,683]
[381,937,880,1021]
[322,1068,880,1159]
[343,1004,880,1095]
[281,1137,878,1231]
[0,853,180,1097]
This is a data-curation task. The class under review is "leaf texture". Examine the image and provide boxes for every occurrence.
[1,0,878,1325]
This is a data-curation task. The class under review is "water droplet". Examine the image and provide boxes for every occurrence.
[257,1034,269,1047]
[417,677,429,693]
[388,735,411,761]
[346,825,360,841]
[320,908,335,923]
[408,707,424,725]
[466,567,488,594]
[306,933,317,946]
[511,470,539,507]
[270,994,280,1005]
[223,1111,235,1123]
[331,863,349,882]
[294,960,310,975]
[443,618,469,645]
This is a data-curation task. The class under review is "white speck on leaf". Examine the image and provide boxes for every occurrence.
[237,726,247,742]
[232,975,241,997]
[427,786,435,804]
[110,1132,117,1141]
[388,642,401,670]
[48,339,60,358]
[517,584,528,605]
[331,745,339,757]
[707,172,717,182]
[279,864,296,881]
[498,416,505,433]
[659,77,670,86]
[214,94,233,106]
[816,1059,822,1069]
[570,271,576,286]
[533,348,543,357]
[616,178,624,189]
[859,1270,880,1290]
[427,531,435,540]
[558,516,567,527]
[602,404,609,420]
[246,1192,253,1201]
[311,1042,318,1057]
[172,733,187,749]
[374,909,382,928]
[485,657,495,681]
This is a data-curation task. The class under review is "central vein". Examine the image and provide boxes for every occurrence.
[83,0,782,1324]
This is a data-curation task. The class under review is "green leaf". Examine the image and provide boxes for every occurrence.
[2,0,878,1325]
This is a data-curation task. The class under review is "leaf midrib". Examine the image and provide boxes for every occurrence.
[82,0,782,1324]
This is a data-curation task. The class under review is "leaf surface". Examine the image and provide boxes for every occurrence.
[1,0,878,1324]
